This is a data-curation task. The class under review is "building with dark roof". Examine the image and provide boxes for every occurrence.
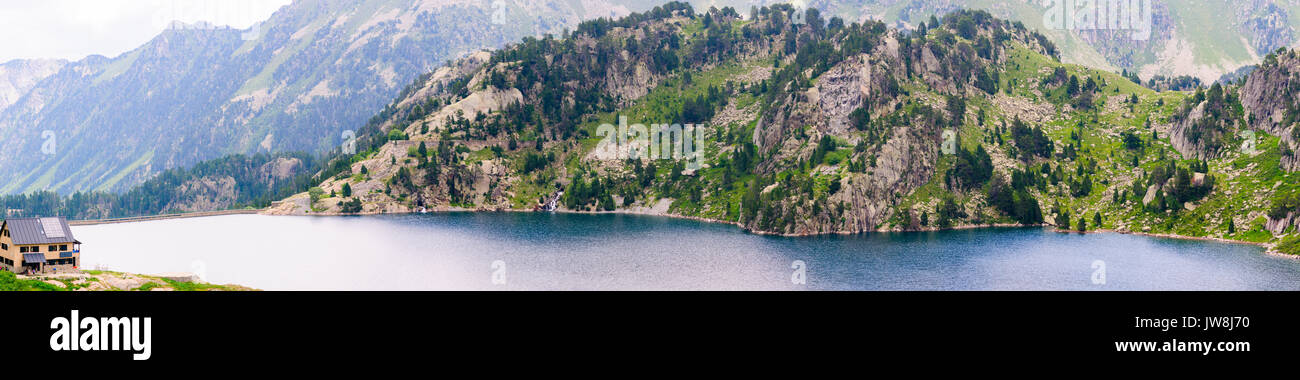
[0,217,81,274]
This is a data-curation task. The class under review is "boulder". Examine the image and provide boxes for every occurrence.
[1142,184,1160,205]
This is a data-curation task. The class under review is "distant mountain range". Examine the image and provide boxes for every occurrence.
[3,0,1300,198]
[0,0,647,195]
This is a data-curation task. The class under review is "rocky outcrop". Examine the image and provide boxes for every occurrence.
[1170,80,1247,160]
[1282,140,1300,172]
[1266,211,1299,235]
[259,157,303,184]
[816,54,891,134]
[391,51,493,113]
[745,30,945,234]
[1169,102,1217,159]
[164,177,240,213]
[1239,48,1300,170]
[1240,49,1300,136]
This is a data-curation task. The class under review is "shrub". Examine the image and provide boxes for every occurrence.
[1276,235,1300,256]
[387,129,409,141]
[340,198,363,213]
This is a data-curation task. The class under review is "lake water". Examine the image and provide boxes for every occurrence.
[70,213,1300,291]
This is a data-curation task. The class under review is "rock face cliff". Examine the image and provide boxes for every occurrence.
[1240,49,1300,170]
[1241,50,1300,135]
[750,47,940,234]
[1169,79,1253,162]
[1169,100,1240,160]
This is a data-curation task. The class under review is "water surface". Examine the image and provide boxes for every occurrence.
[71,213,1300,290]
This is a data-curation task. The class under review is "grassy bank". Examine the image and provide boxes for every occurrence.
[1,270,255,291]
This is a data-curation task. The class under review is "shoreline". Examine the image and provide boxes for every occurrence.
[257,205,1292,256]
[69,209,260,226]
[70,204,1292,258]
[9,270,255,291]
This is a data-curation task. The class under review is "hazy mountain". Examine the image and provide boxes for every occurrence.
[819,0,1300,83]
[0,58,66,111]
[0,0,644,195]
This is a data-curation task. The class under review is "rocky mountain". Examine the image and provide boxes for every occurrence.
[268,4,1054,231]
[1167,48,1300,234]
[0,58,66,111]
[259,3,1300,257]
[0,0,648,195]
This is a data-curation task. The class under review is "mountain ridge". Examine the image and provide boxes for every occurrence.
[7,1,1300,197]
[256,3,1300,257]
[0,0,643,195]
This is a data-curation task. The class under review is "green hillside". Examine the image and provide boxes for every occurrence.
[268,3,1300,255]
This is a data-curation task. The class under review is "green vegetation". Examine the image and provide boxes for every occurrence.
[152,277,248,291]
[1276,235,1300,256]
[1,153,318,220]
[340,197,363,213]
[0,271,249,291]
[0,271,65,291]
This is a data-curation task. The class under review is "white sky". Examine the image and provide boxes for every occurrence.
[0,0,292,63]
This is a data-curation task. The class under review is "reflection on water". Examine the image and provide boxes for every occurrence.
[71,213,1300,291]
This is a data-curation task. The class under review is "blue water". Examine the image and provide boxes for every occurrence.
[71,213,1300,290]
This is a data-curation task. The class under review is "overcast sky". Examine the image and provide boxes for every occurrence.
[0,0,291,63]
